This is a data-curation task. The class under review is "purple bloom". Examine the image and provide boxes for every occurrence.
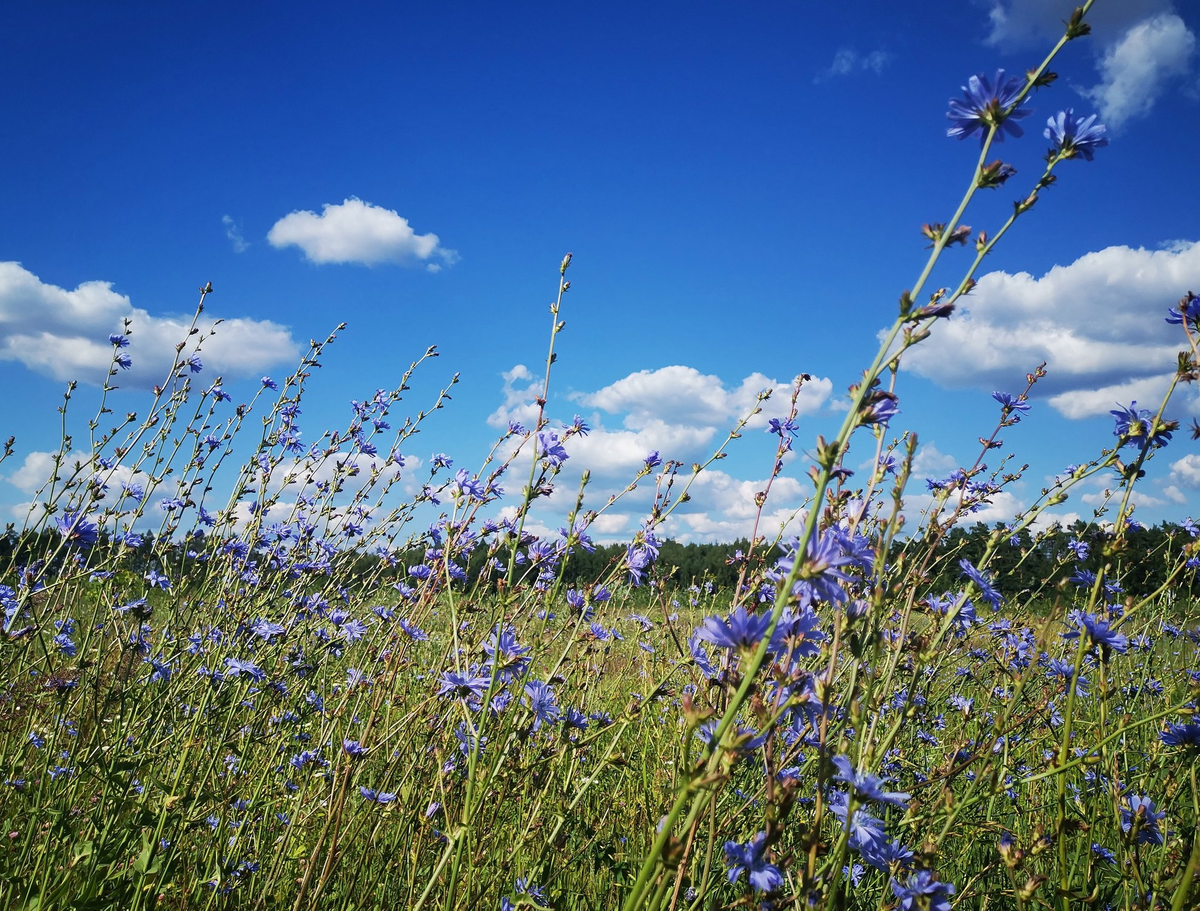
[695,605,773,651]
[537,430,569,469]
[723,832,783,892]
[831,755,911,808]
[947,69,1031,144]
[1162,722,1200,750]
[1064,611,1129,656]
[437,669,490,701]
[358,786,397,804]
[1121,795,1165,845]
[992,391,1030,413]
[225,656,266,682]
[959,559,1001,609]
[891,870,955,911]
[1044,109,1108,161]
[523,680,561,731]
[55,511,99,549]
[109,333,129,347]
[1111,401,1171,449]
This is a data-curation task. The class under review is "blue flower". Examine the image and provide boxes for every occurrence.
[723,832,783,892]
[523,680,561,731]
[1110,402,1172,450]
[831,755,911,808]
[1162,722,1200,750]
[1044,109,1108,161]
[358,786,397,804]
[694,605,773,651]
[55,511,99,549]
[437,669,490,701]
[992,391,1030,413]
[959,559,1002,609]
[1063,611,1129,656]
[1121,794,1165,845]
[947,69,1031,144]
[890,870,955,911]
[225,657,266,682]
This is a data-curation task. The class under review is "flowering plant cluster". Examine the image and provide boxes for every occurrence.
[2,4,1199,910]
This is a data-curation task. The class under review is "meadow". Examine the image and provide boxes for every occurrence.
[3,4,1200,909]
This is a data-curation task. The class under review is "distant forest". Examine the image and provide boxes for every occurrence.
[4,519,1196,604]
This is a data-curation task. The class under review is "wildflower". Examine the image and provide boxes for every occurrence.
[959,559,1002,609]
[225,657,266,682]
[358,786,397,804]
[723,832,783,892]
[992,391,1030,414]
[695,605,773,652]
[109,333,129,347]
[946,69,1031,144]
[261,376,277,389]
[483,626,531,682]
[643,450,662,470]
[537,430,569,468]
[831,755,911,808]
[1044,109,1108,161]
[342,739,367,758]
[524,680,561,731]
[1111,402,1172,449]
[55,511,98,549]
[450,468,486,501]
[1161,722,1200,750]
[1121,795,1165,845]
[1063,611,1129,656]
[891,870,956,911]
[436,669,490,701]
[144,569,171,590]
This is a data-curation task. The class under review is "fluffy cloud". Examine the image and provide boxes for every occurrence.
[267,197,458,270]
[578,365,831,431]
[897,242,1200,418]
[1168,453,1200,489]
[981,0,1176,48]
[979,2,1195,132]
[0,262,299,388]
[1082,13,1196,129]
[814,48,892,83]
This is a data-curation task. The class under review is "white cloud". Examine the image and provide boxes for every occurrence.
[1163,483,1189,504]
[1081,13,1196,129]
[912,441,959,478]
[897,242,1200,418]
[1169,453,1200,488]
[487,364,543,430]
[578,365,831,431]
[5,451,60,495]
[814,48,892,83]
[267,197,458,268]
[222,215,249,253]
[981,0,1175,48]
[0,262,299,388]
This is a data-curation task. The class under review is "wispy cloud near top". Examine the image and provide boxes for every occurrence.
[814,48,892,83]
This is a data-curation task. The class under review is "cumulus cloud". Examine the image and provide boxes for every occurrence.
[897,242,1200,418]
[578,365,831,431]
[267,197,458,270]
[0,262,299,388]
[980,0,1176,48]
[222,215,249,253]
[1168,453,1200,489]
[979,2,1195,132]
[814,48,892,83]
[1082,13,1196,129]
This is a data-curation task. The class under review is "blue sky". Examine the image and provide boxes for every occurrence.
[2,0,1199,543]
